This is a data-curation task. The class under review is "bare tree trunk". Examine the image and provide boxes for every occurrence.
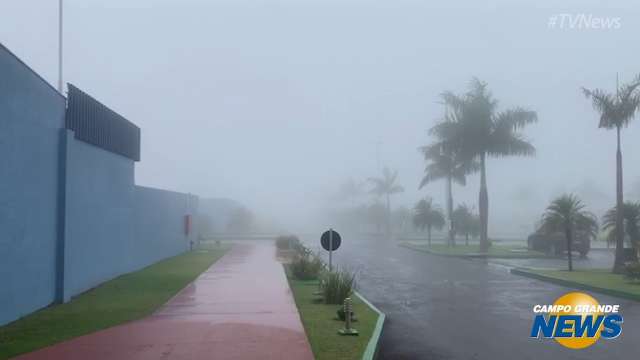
[446,175,454,247]
[479,153,489,252]
[614,126,625,273]
[465,233,469,246]
[566,226,573,271]
[427,225,432,247]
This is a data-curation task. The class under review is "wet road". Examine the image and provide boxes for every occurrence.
[327,238,640,360]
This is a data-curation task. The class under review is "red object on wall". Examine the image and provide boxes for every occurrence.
[184,215,191,236]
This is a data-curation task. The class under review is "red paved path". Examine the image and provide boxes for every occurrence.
[17,243,314,360]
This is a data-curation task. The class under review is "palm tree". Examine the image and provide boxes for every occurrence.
[419,138,478,247]
[602,202,640,255]
[432,78,537,252]
[540,194,598,271]
[452,204,475,246]
[412,197,445,246]
[583,75,640,273]
[368,167,404,235]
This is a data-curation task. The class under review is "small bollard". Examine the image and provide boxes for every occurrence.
[338,297,359,336]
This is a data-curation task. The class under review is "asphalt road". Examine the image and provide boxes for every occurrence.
[325,238,640,360]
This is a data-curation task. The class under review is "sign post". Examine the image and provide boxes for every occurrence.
[329,228,333,271]
[321,229,342,272]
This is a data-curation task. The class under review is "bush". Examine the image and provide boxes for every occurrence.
[276,235,300,250]
[290,238,309,256]
[624,262,640,281]
[321,269,356,305]
[291,252,325,280]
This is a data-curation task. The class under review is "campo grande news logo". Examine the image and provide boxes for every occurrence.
[530,292,623,349]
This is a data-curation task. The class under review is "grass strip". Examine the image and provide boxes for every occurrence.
[511,267,640,301]
[286,268,380,360]
[0,246,229,359]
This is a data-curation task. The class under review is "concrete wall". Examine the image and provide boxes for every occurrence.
[132,186,198,266]
[0,44,66,325]
[62,135,198,298]
[62,132,136,298]
[0,44,201,325]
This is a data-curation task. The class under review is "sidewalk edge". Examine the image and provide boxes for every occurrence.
[355,291,386,360]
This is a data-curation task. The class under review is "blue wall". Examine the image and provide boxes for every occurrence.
[132,186,198,267]
[62,132,136,298]
[0,44,201,325]
[0,44,66,325]
[62,136,198,299]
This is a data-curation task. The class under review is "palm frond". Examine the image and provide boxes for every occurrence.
[583,76,640,129]
[494,108,538,130]
[487,133,536,157]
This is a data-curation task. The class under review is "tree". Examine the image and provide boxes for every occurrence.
[412,197,445,246]
[602,202,640,255]
[452,204,476,246]
[432,78,537,252]
[540,194,598,271]
[368,167,404,235]
[583,75,640,273]
[420,126,479,246]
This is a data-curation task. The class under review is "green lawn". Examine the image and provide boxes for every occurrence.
[515,268,640,300]
[400,242,547,258]
[0,247,229,359]
[286,273,379,360]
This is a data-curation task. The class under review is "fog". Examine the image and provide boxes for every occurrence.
[3,0,640,236]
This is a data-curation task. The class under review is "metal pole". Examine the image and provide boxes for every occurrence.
[329,228,333,272]
[58,0,64,93]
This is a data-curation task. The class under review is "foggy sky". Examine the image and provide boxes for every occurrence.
[2,0,640,235]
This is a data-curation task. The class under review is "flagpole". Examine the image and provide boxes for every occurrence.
[58,0,63,93]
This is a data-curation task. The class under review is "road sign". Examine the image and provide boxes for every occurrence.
[321,229,341,271]
[321,229,342,251]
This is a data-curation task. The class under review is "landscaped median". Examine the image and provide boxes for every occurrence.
[287,273,384,360]
[277,235,385,360]
[511,267,640,302]
[399,241,548,259]
[0,246,229,360]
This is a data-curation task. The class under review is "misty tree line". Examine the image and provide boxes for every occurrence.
[334,75,640,274]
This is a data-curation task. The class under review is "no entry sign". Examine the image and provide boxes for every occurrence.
[321,229,342,251]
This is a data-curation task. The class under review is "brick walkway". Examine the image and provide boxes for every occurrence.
[17,243,314,360]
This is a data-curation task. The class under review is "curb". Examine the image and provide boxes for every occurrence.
[355,291,386,360]
[510,267,640,302]
[398,243,549,259]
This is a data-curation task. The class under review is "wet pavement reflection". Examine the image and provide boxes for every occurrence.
[319,237,640,360]
[16,243,314,360]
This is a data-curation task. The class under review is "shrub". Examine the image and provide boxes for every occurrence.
[624,262,640,281]
[276,235,305,251]
[321,269,356,305]
[290,237,309,256]
[291,252,325,280]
